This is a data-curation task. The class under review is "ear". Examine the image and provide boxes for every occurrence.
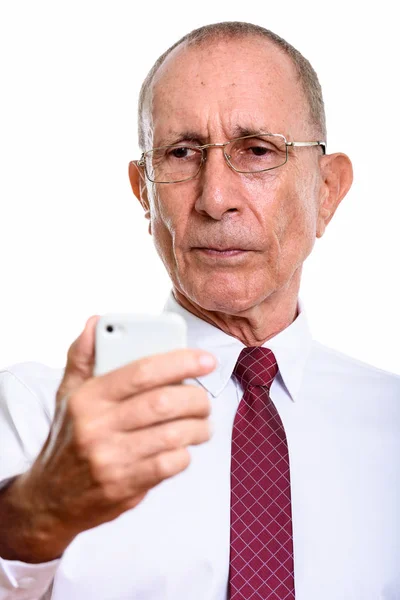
[128,160,152,235]
[316,153,353,238]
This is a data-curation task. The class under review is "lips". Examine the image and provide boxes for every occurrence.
[201,248,241,252]
[192,247,250,260]
[194,246,248,252]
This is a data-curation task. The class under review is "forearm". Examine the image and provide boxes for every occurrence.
[0,474,73,564]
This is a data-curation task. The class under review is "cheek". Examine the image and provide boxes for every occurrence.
[148,184,177,235]
[252,171,315,243]
[274,174,319,263]
[150,200,173,261]
[262,172,316,283]
[147,186,189,267]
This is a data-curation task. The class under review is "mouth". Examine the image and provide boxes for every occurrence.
[192,247,251,259]
[198,247,244,253]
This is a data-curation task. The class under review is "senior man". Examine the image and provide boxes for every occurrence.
[1,20,399,600]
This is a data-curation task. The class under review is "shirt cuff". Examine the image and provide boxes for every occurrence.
[0,556,59,599]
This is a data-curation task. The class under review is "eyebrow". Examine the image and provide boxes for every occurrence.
[230,125,274,138]
[155,131,205,147]
[154,125,277,147]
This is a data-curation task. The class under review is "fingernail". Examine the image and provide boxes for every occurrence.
[86,315,100,328]
[198,354,217,368]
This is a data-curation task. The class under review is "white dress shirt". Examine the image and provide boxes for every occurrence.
[1,293,400,600]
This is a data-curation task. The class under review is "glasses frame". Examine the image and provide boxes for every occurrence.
[137,132,327,184]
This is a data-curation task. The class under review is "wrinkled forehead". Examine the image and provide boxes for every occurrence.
[146,37,312,146]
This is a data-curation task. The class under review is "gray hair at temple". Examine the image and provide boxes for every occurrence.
[137,21,327,151]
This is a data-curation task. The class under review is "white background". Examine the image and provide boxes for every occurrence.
[0,1,399,374]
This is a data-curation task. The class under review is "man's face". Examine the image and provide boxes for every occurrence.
[141,37,326,314]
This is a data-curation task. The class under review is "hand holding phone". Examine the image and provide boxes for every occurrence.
[14,312,217,563]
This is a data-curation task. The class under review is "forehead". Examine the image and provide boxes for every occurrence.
[149,37,311,144]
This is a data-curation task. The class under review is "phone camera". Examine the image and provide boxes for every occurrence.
[105,325,114,333]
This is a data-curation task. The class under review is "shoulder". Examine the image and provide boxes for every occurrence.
[0,363,64,474]
[0,361,64,419]
[307,340,400,397]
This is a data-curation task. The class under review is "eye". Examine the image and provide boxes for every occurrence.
[167,146,197,159]
[235,137,280,157]
[248,145,273,156]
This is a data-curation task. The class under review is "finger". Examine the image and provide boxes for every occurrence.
[140,447,191,487]
[87,420,207,498]
[57,315,100,402]
[105,448,192,507]
[126,417,211,458]
[91,418,211,472]
[87,348,217,402]
[84,385,211,434]
[132,447,191,495]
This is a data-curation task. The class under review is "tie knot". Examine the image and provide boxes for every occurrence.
[233,346,278,389]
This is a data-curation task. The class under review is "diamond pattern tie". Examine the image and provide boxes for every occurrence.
[229,347,295,599]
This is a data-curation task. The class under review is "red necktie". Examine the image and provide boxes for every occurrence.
[229,347,295,599]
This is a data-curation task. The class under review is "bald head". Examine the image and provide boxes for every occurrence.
[137,21,326,150]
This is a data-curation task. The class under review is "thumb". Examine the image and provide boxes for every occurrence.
[56,315,100,403]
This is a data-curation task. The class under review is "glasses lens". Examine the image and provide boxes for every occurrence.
[226,135,287,173]
[145,146,203,183]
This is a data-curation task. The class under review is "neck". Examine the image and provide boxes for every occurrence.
[172,271,301,347]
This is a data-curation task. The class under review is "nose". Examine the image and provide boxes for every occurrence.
[194,146,243,220]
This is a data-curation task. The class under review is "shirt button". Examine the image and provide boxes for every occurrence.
[19,577,35,588]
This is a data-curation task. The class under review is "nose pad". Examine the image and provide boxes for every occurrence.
[197,145,236,181]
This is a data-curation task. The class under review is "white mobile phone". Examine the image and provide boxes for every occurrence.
[94,312,187,376]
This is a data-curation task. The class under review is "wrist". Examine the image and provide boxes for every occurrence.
[0,472,75,563]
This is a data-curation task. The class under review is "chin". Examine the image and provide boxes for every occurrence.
[182,275,271,315]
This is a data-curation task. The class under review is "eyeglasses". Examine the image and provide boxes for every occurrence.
[137,133,326,184]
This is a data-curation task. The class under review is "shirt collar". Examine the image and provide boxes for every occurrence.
[162,292,312,402]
